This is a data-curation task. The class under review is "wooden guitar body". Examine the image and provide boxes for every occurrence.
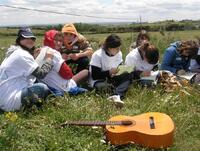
[106,112,174,148]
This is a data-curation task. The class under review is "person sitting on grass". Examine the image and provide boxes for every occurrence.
[125,41,159,78]
[161,40,199,75]
[89,34,131,108]
[189,47,200,84]
[129,30,150,51]
[0,27,54,111]
[61,23,93,74]
[34,30,88,96]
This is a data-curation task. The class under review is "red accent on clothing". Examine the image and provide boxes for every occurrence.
[58,62,73,79]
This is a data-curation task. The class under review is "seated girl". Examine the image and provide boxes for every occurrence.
[89,34,131,108]
[125,42,159,78]
[161,41,199,75]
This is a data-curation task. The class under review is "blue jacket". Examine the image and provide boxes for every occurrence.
[161,41,190,73]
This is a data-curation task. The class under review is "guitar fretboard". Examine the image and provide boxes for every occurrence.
[61,120,134,127]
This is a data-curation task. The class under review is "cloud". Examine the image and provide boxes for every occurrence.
[0,0,200,26]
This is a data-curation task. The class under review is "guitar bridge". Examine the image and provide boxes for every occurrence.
[149,116,155,129]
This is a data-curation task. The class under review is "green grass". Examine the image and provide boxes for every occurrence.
[0,29,200,151]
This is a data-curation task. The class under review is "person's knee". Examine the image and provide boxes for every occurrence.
[21,83,51,108]
[81,69,89,78]
[34,83,49,92]
[28,83,51,99]
[94,81,108,90]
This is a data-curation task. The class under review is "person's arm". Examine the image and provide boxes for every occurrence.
[32,50,54,79]
[58,62,73,79]
[68,45,93,61]
[190,59,200,72]
[184,59,191,72]
[77,48,93,58]
[91,65,110,80]
[32,59,53,79]
[161,49,177,73]
[77,35,93,58]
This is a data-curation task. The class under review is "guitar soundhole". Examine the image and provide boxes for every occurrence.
[149,116,155,129]
[121,120,133,126]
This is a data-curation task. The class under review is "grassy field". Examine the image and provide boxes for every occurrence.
[0,29,200,151]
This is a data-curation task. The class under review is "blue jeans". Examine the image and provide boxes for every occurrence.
[48,86,65,96]
[48,86,88,96]
[21,83,51,108]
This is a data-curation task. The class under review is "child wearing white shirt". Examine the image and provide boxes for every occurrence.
[125,42,159,79]
[34,46,88,96]
[90,34,131,108]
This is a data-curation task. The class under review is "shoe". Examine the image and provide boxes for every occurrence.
[107,95,124,108]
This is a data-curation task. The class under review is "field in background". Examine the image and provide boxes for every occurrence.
[1,28,200,62]
[0,28,200,151]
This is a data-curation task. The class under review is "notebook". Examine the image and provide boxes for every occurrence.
[140,71,160,86]
[115,65,134,76]
[177,72,197,83]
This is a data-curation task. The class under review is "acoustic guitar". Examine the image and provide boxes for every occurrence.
[61,112,175,149]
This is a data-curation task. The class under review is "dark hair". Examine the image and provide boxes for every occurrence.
[140,42,159,64]
[178,40,199,58]
[15,35,36,55]
[103,34,121,50]
[136,30,150,46]
[16,36,24,46]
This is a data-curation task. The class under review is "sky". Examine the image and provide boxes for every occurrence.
[0,0,200,26]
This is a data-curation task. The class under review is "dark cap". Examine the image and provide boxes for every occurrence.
[17,27,36,39]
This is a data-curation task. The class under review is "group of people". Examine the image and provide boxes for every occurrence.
[0,24,200,111]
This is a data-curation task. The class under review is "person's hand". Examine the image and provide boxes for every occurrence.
[61,53,69,60]
[69,53,80,61]
[33,48,41,59]
[177,69,186,75]
[45,50,54,60]
[141,71,151,77]
[109,68,119,76]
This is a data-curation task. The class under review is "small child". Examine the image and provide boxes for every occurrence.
[89,34,131,108]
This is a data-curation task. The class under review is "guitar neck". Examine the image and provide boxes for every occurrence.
[61,120,133,127]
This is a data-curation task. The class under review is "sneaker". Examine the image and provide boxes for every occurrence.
[107,95,124,108]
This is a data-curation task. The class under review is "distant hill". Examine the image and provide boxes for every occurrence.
[1,20,200,35]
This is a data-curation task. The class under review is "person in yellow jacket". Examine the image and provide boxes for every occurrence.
[61,23,93,73]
